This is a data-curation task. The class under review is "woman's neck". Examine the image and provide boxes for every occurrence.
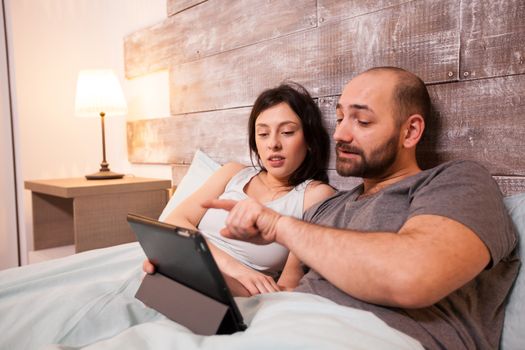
[258,171,293,193]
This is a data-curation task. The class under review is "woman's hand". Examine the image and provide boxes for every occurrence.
[142,259,155,274]
[223,259,280,296]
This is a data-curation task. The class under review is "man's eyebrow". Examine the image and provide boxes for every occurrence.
[336,103,374,113]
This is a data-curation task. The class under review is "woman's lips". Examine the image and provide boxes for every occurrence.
[267,156,285,167]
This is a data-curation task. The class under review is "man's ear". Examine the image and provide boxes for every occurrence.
[402,114,425,148]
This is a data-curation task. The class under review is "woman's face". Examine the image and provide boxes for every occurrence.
[254,102,308,181]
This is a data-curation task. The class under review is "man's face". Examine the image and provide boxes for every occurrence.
[334,72,402,179]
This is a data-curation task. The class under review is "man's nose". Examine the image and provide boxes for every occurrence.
[333,119,353,143]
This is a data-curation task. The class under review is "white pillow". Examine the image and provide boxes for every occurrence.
[158,149,221,222]
[501,191,525,350]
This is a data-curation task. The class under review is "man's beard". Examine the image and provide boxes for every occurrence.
[335,132,399,178]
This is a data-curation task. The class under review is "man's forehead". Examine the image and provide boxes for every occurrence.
[338,72,395,108]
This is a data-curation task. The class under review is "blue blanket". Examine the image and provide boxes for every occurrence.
[0,243,422,350]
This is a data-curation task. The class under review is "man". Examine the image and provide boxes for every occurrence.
[204,67,520,349]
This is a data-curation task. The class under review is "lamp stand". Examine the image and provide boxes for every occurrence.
[85,112,124,180]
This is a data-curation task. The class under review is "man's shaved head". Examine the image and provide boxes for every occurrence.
[361,67,431,126]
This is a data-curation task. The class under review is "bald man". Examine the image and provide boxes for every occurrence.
[205,67,519,349]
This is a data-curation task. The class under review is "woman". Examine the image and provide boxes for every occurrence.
[144,82,335,296]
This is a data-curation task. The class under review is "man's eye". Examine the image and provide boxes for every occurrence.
[358,120,370,126]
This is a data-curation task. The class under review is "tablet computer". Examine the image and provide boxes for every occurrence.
[127,213,247,334]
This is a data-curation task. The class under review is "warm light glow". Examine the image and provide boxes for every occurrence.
[74,69,127,117]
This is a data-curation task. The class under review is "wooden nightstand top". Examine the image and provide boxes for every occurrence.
[24,177,172,198]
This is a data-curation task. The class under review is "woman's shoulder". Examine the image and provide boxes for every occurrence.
[221,162,246,172]
[205,162,247,187]
[303,180,337,211]
[216,162,247,177]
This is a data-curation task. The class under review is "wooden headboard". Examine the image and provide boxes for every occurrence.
[125,0,525,196]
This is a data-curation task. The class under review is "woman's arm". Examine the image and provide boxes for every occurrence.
[303,181,337,211]
[207,241,279,295]
[163,162,245,229]
[277,253,303,291]
[277,181,337,290]
[143,162,244,274]
[155,162,279,295]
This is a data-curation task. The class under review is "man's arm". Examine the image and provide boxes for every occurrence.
[204,199,490,308]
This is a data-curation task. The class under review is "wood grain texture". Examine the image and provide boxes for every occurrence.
[419,75,525,175]
[127,108,252,165]
[494,176,525,197]
[125,0,317,78]
[167,0,206,17]
[318,0,413,25]
[170,0,459,114]
[460,0,525,80]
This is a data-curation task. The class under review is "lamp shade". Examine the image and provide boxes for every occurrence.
[74,69,127,117]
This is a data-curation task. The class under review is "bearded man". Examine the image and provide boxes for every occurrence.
[206,67,519,349]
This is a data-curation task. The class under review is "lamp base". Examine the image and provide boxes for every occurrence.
[85,170,124,180]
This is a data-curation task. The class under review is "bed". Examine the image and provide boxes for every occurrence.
[0,150,524,350]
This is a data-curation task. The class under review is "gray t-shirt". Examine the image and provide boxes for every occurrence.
[295,160,520,350]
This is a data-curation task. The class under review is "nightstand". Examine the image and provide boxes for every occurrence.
[25,177,171,253]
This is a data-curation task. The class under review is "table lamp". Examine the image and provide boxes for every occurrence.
[74,69,127,180]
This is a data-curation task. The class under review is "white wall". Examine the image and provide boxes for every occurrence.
[0,0,19,269]
[5,0,171,265]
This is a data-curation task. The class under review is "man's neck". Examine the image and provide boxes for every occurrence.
[361,163,421,198]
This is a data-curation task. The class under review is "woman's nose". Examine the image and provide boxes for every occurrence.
[268,134,282,150]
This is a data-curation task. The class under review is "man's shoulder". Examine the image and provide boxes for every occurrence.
[303,186,360,222]
[426,159,488,174]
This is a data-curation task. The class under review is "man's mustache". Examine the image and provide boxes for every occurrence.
[335,142,363,156]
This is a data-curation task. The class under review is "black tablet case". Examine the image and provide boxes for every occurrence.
[127,213,247,335]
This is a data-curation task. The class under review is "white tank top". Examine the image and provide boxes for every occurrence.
[197,167,312,275]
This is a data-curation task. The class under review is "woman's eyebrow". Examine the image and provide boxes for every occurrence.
[256,121,299,127]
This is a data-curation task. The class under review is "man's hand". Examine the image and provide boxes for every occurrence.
[202,198,282,244]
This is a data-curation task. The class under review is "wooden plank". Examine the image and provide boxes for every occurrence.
[170,0,459,114]
[125,0,317,78]
[460,0,525,80]
[318,0,413,25]
[494,176,525,197]
[127,108,252,165]
[167,0,206,17]
[420,75,525,175]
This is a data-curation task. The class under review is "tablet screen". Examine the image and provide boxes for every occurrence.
[127,214,234,307]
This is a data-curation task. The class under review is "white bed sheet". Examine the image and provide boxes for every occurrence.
[0,242,422,350]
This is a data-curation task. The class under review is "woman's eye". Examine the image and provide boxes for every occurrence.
[336,118,343,125]
[282,131,295,135]
[257,133,269,137]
